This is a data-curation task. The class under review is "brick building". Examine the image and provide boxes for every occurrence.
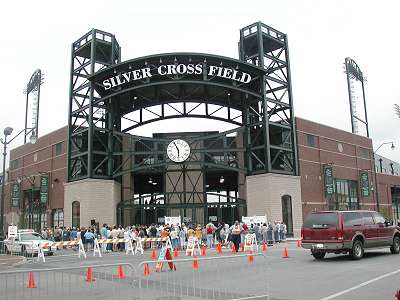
[2,118,400,236]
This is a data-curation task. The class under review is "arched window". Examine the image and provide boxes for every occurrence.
[72,201,80,228]
[281,195,293,236]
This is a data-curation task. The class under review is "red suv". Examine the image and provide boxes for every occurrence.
[301,210,400,260]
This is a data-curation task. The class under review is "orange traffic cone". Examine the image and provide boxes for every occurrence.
[114,265,126,279]
[282,247,289,258]
[151,248,156,260]
[248,250,254,263]
[143,264,150,276]
[193,256,198,269]
[297,240,302,248]
[241,244,244,252]
[174,248,179,257]
[26,272,37,288]
[217,243,222,253]
[201,246,206,256]
[262,243,267,252]
[85,267,95,282]
[232,243,236,253]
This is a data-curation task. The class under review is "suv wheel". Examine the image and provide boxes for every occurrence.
[390,236,400,254]
[311,250,326,260]
[350,240,364,260]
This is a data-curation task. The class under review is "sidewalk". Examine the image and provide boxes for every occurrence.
[0,255,26,269]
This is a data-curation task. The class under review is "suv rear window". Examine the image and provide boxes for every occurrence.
[303,212,338,228]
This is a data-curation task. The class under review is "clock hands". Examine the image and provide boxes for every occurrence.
[173,141,180,157]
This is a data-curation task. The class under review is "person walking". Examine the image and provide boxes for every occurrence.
[206,224,214,248]
[231,221,242,252]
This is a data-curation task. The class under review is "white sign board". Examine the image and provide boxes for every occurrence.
[242,216,267,225]
[8,225,18,238]
[165,216,181,226]
[185,236,201,257]
[244,233,258,252]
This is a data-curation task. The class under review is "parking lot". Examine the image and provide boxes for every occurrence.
[1,242,400,300]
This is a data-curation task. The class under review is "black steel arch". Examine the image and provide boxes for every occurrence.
[67,23,299,183]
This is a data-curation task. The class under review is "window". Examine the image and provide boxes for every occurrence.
[303,212,338,228]
[362,212,374,225]
[306,134,317,148]
[40,213,47,229]
[332,179,359,210]
[343,212,362,226]
[282,195,293,236]
[33,153,38,162]
[53,209,64,228]
[72,201,80,228]
[360,147,370,159]
[55,142,63,155]
[10,159,20,170]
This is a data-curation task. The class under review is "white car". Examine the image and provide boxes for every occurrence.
[4,230,56,256]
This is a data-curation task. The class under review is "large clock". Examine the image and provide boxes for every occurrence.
[167,139,191,163]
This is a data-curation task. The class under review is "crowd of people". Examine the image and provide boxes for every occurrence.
[39,220,288,251]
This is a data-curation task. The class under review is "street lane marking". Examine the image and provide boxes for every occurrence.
[320,268,400,300]
[232,295,270,299]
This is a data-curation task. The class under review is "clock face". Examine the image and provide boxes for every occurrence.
[167,139,191,163]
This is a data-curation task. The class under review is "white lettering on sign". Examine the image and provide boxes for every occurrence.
[102,63,252,90]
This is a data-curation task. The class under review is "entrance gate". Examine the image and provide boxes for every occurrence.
[118,192,246,226]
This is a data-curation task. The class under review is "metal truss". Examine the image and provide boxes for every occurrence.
[112,127,246,178]
[239,22,299,175]
[344,57,369,137]
[121,101,243,132]
[67,29,121,181]
[68,24,299,182]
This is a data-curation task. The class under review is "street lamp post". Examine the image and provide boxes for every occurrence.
[373,141,395,212]
[0,127,37,240]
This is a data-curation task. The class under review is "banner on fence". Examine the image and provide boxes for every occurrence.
[242,216,267,225]
[165,216,181,226]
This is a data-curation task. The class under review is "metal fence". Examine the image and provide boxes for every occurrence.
[0,241,36,261]
[0,262,137,300]
[0,253,269,300]
[136,253,269,300]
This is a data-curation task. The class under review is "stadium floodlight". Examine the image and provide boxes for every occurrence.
[394,104,400,118]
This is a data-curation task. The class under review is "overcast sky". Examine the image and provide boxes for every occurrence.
[0,0,399,164]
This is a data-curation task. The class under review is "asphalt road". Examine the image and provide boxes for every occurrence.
[1,242,399,300]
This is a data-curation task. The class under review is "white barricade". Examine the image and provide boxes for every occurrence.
[93,238,135,257]
[185,236,201,256]
[38,239,86,263]
[136,237,173,255]
[244,233,258,252]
